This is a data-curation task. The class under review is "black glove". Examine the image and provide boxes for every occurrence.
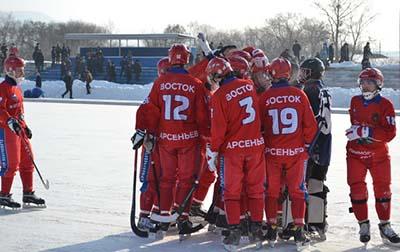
[131,129,145,150]
[25,126,32,139]
[7,118,22,135]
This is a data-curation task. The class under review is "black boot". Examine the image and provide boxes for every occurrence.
[266,224,278,247]
[379,222,400,247]
[249,221,264,248]
[293,225,310,249]
[223,225,241,252]
[359,220,371,244]
[22,191,46,208]
[0,193,21,209]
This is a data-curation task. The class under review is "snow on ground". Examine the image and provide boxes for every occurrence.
[0,102,400,252]
[2,76,399,109]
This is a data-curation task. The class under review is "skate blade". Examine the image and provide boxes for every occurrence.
[208,224,217,232]
[268,240,276,248]
[23,203,47,209]
[223,244,238,252]
[254,241,263,250]
[0,205,21,210]
[296,241,310,251]
[382,238,400,247]
[179,233,191,242]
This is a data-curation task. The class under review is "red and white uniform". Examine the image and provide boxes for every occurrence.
[0,76,34,194]
[211,76,265,225]
[147,67,209,216]
[135,101,161,216]
[346,95,396,222]
[259,80,317,226]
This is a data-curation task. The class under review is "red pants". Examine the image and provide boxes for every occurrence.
[221,151,265,225]
[158,144,200,216]
[347,154,391,222]
[193,148,216,204]
[265,156,307,226]
[0,128,34,194]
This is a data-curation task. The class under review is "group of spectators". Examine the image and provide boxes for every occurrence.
[119,54,142,83]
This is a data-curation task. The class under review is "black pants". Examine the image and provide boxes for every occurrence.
[62,86,73,99]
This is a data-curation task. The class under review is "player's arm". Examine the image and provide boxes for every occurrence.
[370,101,396,143]
[302,92,318,144]
[210,93,228,153]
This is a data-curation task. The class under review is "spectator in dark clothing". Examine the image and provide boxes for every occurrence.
[84,69,93,94]
[74,54,84,78]
[36,49,44,72]
[107,60,116,82]
[1,43,7,58]
[120,56,127,78]
[328,43,334,63]
[125,62,132,84]
[339,43,350,62]
[62,71,73,99]
[217,42,223,49]
[280,48,292,60]
[56,44,61,63]
[292,40,301,61]
[363,42,372,60]
[61,43,68,62]
[35,71,42,88]
[133,60,142,81]
[51,46,56,67]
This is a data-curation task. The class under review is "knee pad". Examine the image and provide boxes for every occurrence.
[307,179,329,224]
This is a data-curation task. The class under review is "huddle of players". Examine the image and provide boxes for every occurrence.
[131,33,399,250]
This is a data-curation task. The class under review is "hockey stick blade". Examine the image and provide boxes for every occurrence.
[150,212,179,223]
[42,179,50,190]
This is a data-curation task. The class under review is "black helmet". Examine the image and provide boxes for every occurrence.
[298,58,325,83]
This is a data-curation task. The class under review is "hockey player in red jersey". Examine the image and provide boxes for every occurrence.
[130,57,167,231]
[0,48,45,209]
[207,57,265,250]
[346,68,399,246]
[145,43,209,235]
[259,57,317,248]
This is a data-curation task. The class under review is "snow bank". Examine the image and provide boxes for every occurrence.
[0,77,398,109]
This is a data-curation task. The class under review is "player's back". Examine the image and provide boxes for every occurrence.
[149,67,207,147]
[259,81,316,159]
[211,77,264,154]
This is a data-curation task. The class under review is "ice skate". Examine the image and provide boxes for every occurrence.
[248,221,264,249]
[265,224,278,248]
[223,225,241,252]
[22,191,46,208]
[0,193,21,209]
[358,220,370,245]
[293,226,310,251]
[379,222,400,247]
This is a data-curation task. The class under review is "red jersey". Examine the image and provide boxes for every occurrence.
[147,67,209,148]
[0,77,26,128]
[210,77,264,154]
[188,58,209,84]
[259,81,317,160]
[135,99,160,135]
[346,95,396,158]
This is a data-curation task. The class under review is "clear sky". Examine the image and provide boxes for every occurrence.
[2,0,399,51]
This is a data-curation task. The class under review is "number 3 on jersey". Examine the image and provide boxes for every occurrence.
[163,95,189,120]
[268,108,298,135]
[239,96,256,125]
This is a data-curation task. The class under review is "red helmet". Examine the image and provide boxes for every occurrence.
[242,46,256,56]
[157,57,170,77]
[358,67,384,89]
[226,50,252,62]
[4,53,25,83]
[206,57,233,82]
[251,52,269,73]
[268,57,291,80]
[168,44,190,65]
[227,56,250,79]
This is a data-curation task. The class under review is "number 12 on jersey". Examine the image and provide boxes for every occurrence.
[163,95,189,120]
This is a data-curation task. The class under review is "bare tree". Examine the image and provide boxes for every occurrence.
[314,0,363,61]
[348,8,376,60]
